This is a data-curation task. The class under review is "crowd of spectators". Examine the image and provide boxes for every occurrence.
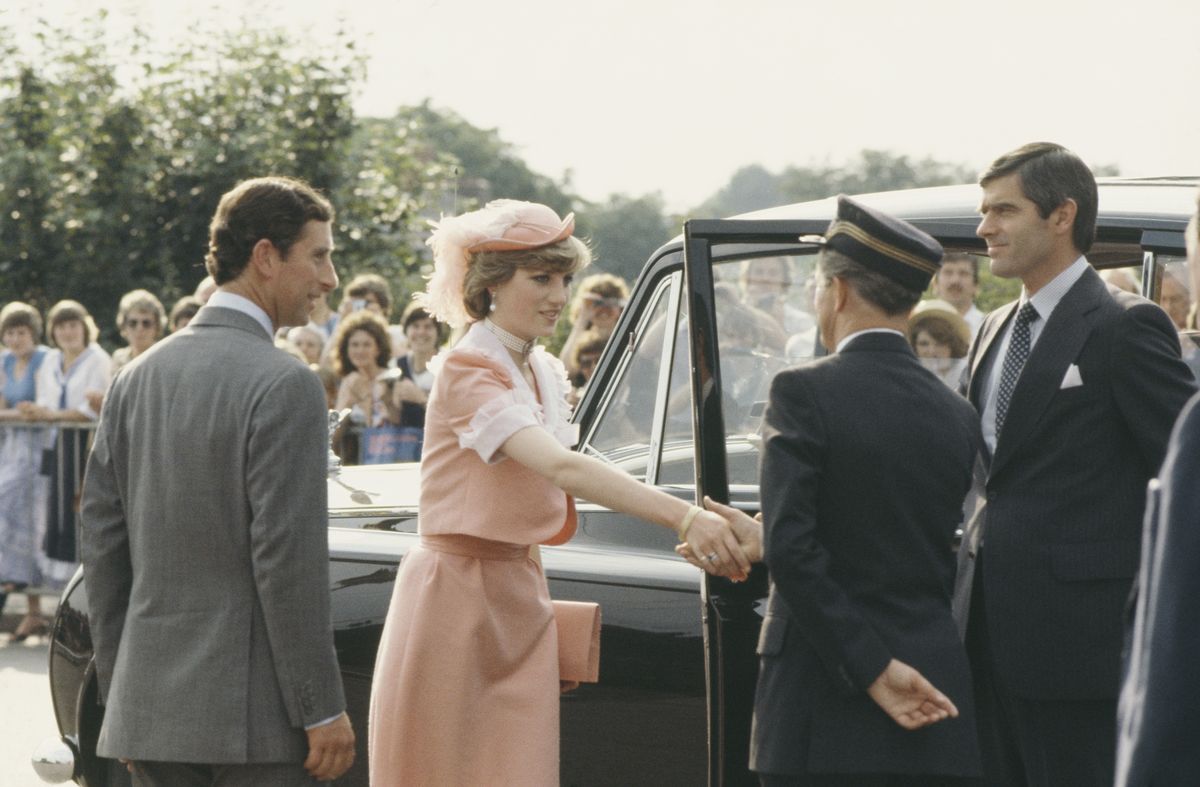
[0,268,630,629]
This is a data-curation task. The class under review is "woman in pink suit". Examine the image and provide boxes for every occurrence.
[368,200,760,786]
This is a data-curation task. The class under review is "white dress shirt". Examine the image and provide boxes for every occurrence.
[835,328,905,353]
[980,256,1090,454]
[206,290,275,339]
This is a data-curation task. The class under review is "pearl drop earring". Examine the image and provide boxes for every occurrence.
[489,293,497,312]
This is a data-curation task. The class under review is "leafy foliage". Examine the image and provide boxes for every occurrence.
[0,15,442,344]
[695,151,979,217]
[0,12,1040,348]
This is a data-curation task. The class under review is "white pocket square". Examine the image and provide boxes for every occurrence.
[1060,364,1083,389]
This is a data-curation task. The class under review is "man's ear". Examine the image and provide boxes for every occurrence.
[1051,198,1078,238]
[248,238,278,279]
[832,276,851,312]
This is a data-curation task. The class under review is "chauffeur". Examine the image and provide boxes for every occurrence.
[750,196,983,786]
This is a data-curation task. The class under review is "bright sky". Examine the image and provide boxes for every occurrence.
[9,0,1200,212]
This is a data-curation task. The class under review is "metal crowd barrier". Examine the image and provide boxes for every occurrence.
[0,419,98,572]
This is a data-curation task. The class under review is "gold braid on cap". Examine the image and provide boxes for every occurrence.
[826,220,939,274]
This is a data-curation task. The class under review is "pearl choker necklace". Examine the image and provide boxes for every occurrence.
[484,319,536,357]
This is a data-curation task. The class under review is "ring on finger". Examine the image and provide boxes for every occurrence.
[705,552,720,562]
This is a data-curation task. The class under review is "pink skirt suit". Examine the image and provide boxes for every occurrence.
[368,322,579,786]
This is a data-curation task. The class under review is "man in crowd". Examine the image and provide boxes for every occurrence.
[955,142,1195,786]
[934,251,986,337]
[748,195,983,785]
[1115,193,1200,786]
[81,176,355,785]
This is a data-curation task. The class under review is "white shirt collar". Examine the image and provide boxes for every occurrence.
[835,327,904,353]
[207,291,274,339]
[1020,255,1089,324]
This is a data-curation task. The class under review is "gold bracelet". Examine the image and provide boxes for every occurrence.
[677,504,703,543]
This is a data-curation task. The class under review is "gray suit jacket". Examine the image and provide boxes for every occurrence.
[80,306,345,764]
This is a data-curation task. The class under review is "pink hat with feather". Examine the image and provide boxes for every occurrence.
[417,200,576,328]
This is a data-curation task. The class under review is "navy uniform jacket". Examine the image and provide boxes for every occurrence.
[1116,391,1200,786]
[955,268,1195,700]
[751,331,983,777]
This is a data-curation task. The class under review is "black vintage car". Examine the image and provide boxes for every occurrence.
[34,178,1199,786]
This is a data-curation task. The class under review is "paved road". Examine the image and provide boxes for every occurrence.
[0,623,58,787]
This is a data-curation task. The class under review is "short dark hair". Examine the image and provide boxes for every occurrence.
[206,176,334,285]
[399,301,446,344]
[0,301,43,341]
[980,142,1097,254]
[168,295,203,331]
[818,248,922,316]
[572,328,608,367]
[908,313,969,358]
[332,310,391,377]
[939,252,979,283]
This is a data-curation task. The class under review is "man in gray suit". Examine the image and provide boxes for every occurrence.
[81,176,354,785]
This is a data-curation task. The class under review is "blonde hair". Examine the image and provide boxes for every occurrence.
[462,236,591,322]
[116,289,166,331]
[568,272,629,323]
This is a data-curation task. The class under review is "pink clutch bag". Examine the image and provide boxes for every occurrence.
[553,600,601,683]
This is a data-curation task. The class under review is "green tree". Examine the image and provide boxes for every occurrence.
[583,193,674,285]
[0,15,445,343]
[396,102,577,218]
[696,150,978,217]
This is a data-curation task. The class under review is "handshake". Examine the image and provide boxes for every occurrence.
[674,496,764,582]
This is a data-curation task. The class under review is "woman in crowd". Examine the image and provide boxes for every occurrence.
[110,289,165,376]
[286,324,328,367]
[559,271,628,381]
[0,302,51,640]
[387,303,443,456]
[23,300,112,595]
[368,199,756,786]
[333,310,394,427]
[907,299,971,389]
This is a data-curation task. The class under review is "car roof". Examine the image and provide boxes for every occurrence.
[659,177,1199,249]
[737,177,1199,225]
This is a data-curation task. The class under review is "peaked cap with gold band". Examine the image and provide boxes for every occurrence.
[823,195,944,291]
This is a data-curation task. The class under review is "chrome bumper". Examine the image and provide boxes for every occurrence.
[31,735,77,783]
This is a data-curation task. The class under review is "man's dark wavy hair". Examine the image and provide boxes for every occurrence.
[980,142,1097,254]
[206,176,333,285]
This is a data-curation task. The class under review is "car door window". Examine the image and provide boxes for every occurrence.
[708,252,821,486]
[1153,254,1200,382]
[581,274,678,482]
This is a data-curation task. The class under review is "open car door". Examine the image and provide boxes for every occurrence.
[682,219,829,785]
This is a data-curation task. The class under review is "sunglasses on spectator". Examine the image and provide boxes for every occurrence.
[584,295,627,310]
[125,318,157,330]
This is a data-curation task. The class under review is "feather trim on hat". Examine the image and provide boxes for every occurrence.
[416,200,544,329]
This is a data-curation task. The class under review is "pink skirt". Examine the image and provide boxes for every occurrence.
[368,535,559,786]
